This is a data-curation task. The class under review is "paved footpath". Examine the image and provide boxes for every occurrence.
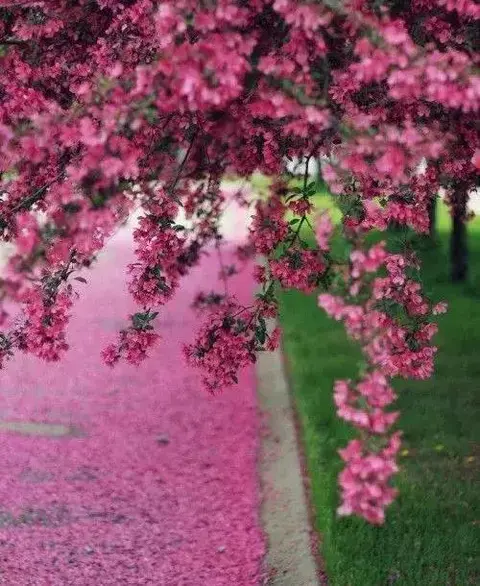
[0,216,266,585]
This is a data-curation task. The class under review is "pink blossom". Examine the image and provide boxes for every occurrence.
[315,212,334,251]
[318,294,345,320]
[433,301,448,315]
[471,150,480,170]
[15,213,39,256]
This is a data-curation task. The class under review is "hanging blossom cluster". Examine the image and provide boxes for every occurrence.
[318,238,447,523]
[0,0,478,523]
[185,299,281,393]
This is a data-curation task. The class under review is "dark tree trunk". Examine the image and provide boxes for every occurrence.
[450,190,468,282]
[427,195,437,239]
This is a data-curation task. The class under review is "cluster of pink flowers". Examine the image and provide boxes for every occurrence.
[315,212,334,252]
[185,313,256,392]
[270,249,325,293]
[184,299,281,393]
[0,0,477,524]
[127,189,184,307]
[318,228,445,519]
[102,311,160,367]
[334,374,398,435]
[18,287,72,361]
[251,195,289,255]
[338,434,401,525]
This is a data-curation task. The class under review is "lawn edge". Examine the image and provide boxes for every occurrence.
[256,319,323,586]
[280,338,331,586]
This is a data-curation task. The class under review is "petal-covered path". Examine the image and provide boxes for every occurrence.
[0,221,266,584]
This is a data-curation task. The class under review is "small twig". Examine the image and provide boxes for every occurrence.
[303,154,311,192]
[0,38,27,46]
[166,128,199,201]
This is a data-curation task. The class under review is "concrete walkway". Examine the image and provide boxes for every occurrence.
[0,222,265,584]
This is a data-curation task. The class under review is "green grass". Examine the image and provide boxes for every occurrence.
[279,200,480,585]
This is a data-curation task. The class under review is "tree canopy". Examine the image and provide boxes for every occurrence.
[0,0,478,523]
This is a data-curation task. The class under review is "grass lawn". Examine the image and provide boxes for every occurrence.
[279,199,480,585]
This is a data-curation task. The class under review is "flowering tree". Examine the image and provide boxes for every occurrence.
[0,0,478,524]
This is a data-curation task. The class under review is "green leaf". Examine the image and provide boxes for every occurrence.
[255,326,266,345]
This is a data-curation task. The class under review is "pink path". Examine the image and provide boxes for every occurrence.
[0,225,265,584]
